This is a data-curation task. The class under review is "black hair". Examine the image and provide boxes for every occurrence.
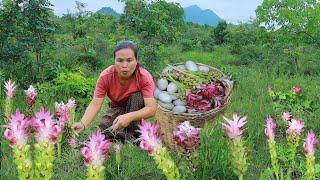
[113,40,138,60]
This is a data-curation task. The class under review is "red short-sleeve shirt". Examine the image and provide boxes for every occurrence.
[94,65,155,107]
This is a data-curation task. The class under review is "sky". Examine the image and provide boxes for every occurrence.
[51,0,263,24]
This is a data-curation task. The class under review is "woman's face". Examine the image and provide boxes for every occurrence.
[114,47,138,80]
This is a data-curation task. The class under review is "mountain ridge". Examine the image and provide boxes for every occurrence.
[97,5,223,26]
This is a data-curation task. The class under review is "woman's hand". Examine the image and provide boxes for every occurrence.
[72,121,85,133]
[111,114,132,131]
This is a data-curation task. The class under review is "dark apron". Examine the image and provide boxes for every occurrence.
[99,92,145,142]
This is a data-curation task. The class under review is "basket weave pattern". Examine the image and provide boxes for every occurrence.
[155,63,233,151]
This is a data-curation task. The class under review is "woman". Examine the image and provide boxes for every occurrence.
[72,40,157,141]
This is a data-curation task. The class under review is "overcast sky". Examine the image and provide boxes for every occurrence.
[51,0,263,24]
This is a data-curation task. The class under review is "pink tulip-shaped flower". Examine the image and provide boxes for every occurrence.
[55,102,69,125]
[222,113,247,139]
[66,99,76,109]
[292,86,301,96]
[114,143,122,152]
[264,115,276,140]
[4,80,16,99]
[303,130,318,155]
[3,109,29,147]
[55,102,68,117]
[282,112,292,122]
[25,85,37,107]
[80,130,112,166]
[287,119,304,135]
[136,119,162,156]
[68,138,78,149]
[173,121,200,149]
[31,107,61,144]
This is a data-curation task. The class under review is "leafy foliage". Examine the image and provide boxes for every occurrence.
[255,0,320,45]
[37,72,95,110]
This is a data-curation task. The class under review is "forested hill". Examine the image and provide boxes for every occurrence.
[97,5,222,26]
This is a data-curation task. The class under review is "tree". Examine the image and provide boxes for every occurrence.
[255,0,320,44]
[0,0,28,61]
[121,0,184,44]
[0,0,56,84]
[213,21,228,45]
[23,0,56,62]
[120,0,185,72]
[22,0,56,82]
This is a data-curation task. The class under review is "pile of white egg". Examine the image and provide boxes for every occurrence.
[154,60,210,113]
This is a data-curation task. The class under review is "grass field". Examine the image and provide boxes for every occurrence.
[1,45,319,179]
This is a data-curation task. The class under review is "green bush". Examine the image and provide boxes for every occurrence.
[36,72,95,111]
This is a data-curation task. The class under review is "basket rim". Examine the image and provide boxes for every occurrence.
[156,62,233,116]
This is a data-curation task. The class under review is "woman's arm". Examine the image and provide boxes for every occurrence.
[72,97,104,133]
[111,97,157,130]
[81,97,105,126]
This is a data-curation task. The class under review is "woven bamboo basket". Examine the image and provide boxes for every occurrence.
[155,63,233,151]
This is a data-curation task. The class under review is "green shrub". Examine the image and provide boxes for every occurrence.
[37,72,95,111]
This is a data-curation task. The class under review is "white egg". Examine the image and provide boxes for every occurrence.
[172,106,187,113]
[158,101,174,110]
[170,93,179,100]
[198,65,210,72]
[173,99,187,106]
[158,92,172,103]
[157,78,168,90]
[185,60,198,71]
[167,82,178,93]
[153,88,161,99]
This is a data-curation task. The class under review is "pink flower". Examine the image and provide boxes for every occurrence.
[213,96,224,108]
[68,138,77,148]
[31,107,61,144]
[287,119,304,135]
[66,99,76,109]
[292,86,301,95]
[55,102,68,116]
[222,113,247,139]
[173,121,200,149]
[114,143,122,152]
[80,130,112,166]
[55,102,70,125]
[186,93,198,107]
[3,109,29,147]
[264,115,276,140]
[281,112,292,121]
[201,83,224,100]
[303,130,318,155]
[186,93,213,112]
[25,85,37,107]
[136,119,162,156]
[4,80,16,99]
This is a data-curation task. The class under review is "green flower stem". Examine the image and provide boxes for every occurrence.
[86,165,105,180]
[287,133,300,171]
[230,137,248,179]
[34,142,55,180]
[153,147,180,180]
[12,145,33,180]
[57,134,62,158]
[239,174,243,180]
[306,155,315,180]
[4,98,12,123]
[268,139,280,180]
[115,151,121,176]
[67,108,76,126]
